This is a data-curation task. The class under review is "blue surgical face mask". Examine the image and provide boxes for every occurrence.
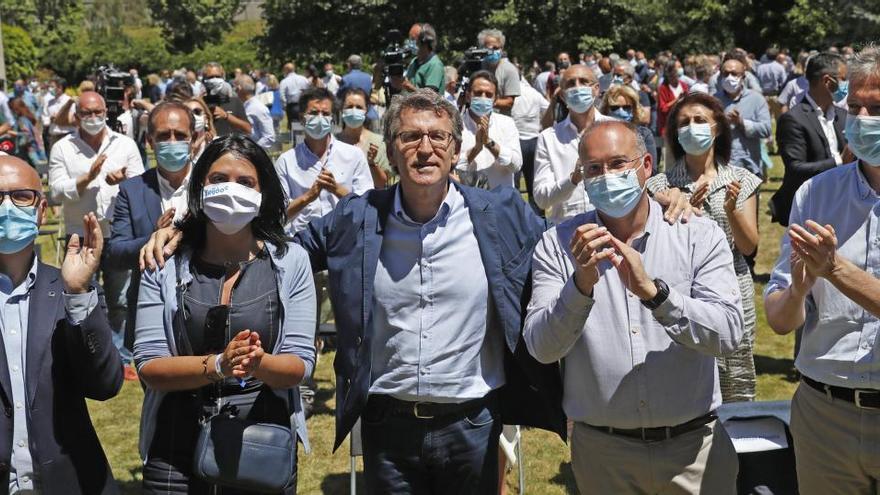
[676,68,685,77]
[484,49,502,64]
[833,80,849,103]
[469,96,494,117]
[0,202,38,254]
[304,114,333,140]
[584,161,646,218]
[845,114,880,166]
[612,75,624,85]
[611,107,634,122]
[155,141,191,172]
[341,108,366,128]
[565,86,594,114]
[677,123,716,155]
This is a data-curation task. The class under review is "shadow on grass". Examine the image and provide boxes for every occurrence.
[754,354,799,383]
[321,471,365,494]
[549,461,578,494]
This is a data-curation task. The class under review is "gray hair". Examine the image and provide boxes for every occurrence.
[444,66,458,82]
[580,120,647,157]
[849,45,880,87]
[383,88,462,148]
[235,75,256,95]
[347,54,363,70]
[478,29,505,49]
[203,61,224,76]
[614,60,635,77]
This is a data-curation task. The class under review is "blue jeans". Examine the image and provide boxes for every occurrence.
[361,399,501,494]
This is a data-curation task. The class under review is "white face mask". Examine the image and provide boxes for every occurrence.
[201,182,263,235]
[721,74,742,94]
[193,114,206,133]
[80,116,106,136]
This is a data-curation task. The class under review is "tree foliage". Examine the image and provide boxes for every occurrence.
[146,0,243,53]
[1,24,40,79]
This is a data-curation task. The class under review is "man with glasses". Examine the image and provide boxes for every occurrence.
[524,120,744,494]
[48,91,144,379]
[0,155,123,493]
[714,52,772,179]
[764,47,880,495]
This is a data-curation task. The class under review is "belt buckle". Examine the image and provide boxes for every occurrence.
[413,402,434,419]
[854,390,880,410]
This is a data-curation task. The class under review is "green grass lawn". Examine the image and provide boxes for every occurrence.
[73,156,796,494]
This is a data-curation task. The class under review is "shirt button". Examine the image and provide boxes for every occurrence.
[20,476,28,483]
[863,342,871,350]
[422,333,428,339]
[420,368,428,376]
[631,326,640,334]
[17,440,24,448]
[11,366,18,372]
[15,402,21,409]
[639,400,647,408]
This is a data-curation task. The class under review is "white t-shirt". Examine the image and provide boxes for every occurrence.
[512,78,550,140]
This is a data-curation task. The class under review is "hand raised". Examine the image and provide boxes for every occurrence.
[789,220,839,279]
[723,180,741,214]
[139,225,182,271]
[569,224,615,294]
[156,208,176,230]
[62,213,103,294]
[607,236,657,300]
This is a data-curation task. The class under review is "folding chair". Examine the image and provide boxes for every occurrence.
[349,418,363,494]
[499,425,526,495]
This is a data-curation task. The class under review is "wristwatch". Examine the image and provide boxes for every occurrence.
[640,278,670,310]
[486,139,496,150]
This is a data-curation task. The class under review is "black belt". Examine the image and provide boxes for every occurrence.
[802,375,880,409]
[586,412,717,442]
[366,393,495,420]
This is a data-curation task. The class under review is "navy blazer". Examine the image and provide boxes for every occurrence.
[0,263,124,493]
[295,183,567,451]
[107,169,163,348]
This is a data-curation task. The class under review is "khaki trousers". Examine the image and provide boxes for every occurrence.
[791,381,880,495]
[571,420,738,495]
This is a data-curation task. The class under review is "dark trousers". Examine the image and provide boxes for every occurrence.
[285,102,300,128]
[142,455,297,494]
[516,137,540,214]
[361,399,502,494]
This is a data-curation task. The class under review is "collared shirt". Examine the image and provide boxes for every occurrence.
[524,200,744,428]
[766,162,880,389]
[48,129,145,236]
[279,73,311,107]
[780,76,809,108]
[804,93,843,165]
[511,77,550,140]
[757,61,788,94]
[533,71,551,97]
[369,183,504,402]
[275,137,374,234]
[406,54,446,92]
[455,111,523,189]
[532,113,614,224]
[715,88,773,177]
[156,169,190,223]
[0,256,97,493]
[244,97,276,149]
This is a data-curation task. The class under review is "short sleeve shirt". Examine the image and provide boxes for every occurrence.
[486,58,521,98]
[406,54,445,92]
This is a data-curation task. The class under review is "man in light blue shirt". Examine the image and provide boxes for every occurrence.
[0,155,122,494]
[764,47,880,495]
[525,121,743,495]
[279,62,312,125]
[236,75,276,149]
[715,54,773,178]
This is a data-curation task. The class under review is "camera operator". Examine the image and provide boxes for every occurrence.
[478,28,521,115]
[201,62,252,137]
[394,23,445,93]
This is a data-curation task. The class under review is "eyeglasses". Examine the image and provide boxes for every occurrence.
[581,155,644,174]
[719,70,743,78]
[190,107,205,116]
[609,105,633,112]
[77,109,105,118]
[395,130,454,150]
[0,189,41,208]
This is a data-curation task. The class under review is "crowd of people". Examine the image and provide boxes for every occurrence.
[0,19,877,495]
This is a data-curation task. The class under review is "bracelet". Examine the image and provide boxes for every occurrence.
[214,354,226,380]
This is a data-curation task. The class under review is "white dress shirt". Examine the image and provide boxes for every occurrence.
[275,137,374,234]
[533,113,613,224]
[804,93,843,165]
[512,78,550,141]
[455,111,523,189]
[43,93,75,136]
[244,97,276,149]
[279,73,312,106]
[48,129,145,236]
[157,170,190,223]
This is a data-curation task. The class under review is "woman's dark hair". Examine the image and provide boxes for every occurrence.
[666,92,732,166]
[340,87,369,107]
[177,134,289,256]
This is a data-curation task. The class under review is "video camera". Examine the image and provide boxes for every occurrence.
[203,77,232,107]
[95,65,133,133]
[382,29,416,78]
[454,47,490,106]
